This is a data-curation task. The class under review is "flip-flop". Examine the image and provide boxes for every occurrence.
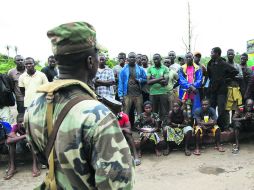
[232,147,239,154]
[134,159,141,166]
[32,170,41,177]
[215,146,225,152]
[185,150,191,156]
[193,149,201,156]
[163,148,170,156]
[4,170,17,180]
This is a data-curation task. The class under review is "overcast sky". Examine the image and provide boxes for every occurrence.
[0,0,253,63]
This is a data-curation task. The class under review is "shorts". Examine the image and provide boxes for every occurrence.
[194,125,219,136]
[226,87,242,111]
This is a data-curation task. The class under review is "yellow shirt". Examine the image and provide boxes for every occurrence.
[19,71,48,107]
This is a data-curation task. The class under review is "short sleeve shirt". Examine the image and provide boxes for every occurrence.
[19,71,48,107]
[95,67,115,98]
[118,112,130,128]
[147,65,169,95]
[194,107,217,121]
[8,68,25,101]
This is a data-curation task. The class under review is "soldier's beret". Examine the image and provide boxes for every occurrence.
[47,22,101,55]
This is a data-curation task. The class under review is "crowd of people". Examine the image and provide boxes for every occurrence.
[1,46,254,180]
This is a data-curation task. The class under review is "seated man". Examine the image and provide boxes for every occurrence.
[194,99,225,155]
[163,100,193,156]
[232,99,254,153]
[117,111,141,166]
[4,117,40,180]
[135,101,161,157]
[0,120,12,155]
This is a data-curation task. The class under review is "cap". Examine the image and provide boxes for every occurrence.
[47,22,101,55]
[193,51,202,57]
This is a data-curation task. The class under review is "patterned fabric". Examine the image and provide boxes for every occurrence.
[47,22,101,55]
[164,126,184,145]
[135,112,161,144]
[25,81,134,190]
[95,67,115,98]
[194,125,219,136]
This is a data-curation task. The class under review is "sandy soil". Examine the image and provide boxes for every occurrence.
[1,143,254,190]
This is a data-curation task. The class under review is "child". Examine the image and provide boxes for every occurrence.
[163,100,193,156]
[135,101,161,157]
[193,99,225,155]
[117,111,141,166]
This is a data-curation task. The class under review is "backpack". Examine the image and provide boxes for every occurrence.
[0,74,15,107]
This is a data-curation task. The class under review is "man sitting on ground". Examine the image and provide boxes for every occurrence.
[232,99,254,153]
[4,117,40,180]
[193,99,225,155]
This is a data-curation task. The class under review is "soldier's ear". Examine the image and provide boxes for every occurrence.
[87,56,93,70]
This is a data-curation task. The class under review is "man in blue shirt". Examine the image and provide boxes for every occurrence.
[118,52,147,122]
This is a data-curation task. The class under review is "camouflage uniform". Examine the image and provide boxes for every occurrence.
[25,22,135,190]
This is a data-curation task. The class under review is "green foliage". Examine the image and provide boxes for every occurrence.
[0,53,42,74]
[99,49,118,68]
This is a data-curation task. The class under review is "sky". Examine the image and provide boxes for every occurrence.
[0,0,253,63]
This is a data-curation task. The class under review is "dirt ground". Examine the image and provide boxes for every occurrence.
[1,143,254,190]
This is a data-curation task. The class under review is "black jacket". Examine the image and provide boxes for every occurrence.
[207,57,238,94]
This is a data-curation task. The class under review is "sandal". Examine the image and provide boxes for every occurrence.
[215,146,225,152]
[185,149,191,156]
[4,170,17,180]
[193,149,201,156]
[32,170,41,177]
[232,147,239,154]
[134,159,141,166]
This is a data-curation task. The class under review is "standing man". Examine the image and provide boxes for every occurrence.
[141,55,150,102]
[239,53,253,98]
[179,52,202,114]
[94,54,115,99]
[225,49,243,117]
[118,52,147,123]
[163,58,179,110]
[18,57,48,109]
[193,52,208,100]
[147,53,169,121]
[8,55,25,120]
[207,47,238,131]
[26,22,134,189]
[136,53,143,66]
[41,55,58,82]
[113,52,126,100]
[168,51,181,73]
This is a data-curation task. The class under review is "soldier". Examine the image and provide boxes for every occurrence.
[25,22,134,190]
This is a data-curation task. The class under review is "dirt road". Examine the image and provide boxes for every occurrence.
[1,143,254,190]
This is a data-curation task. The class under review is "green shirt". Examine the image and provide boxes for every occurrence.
[166,69,179,93]
[147,64,169,95]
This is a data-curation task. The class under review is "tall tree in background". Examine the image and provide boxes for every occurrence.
[14,46,18,55]
[6,45,11,59]
[182,2,197,53]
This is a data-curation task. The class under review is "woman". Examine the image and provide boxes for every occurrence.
[163,100,193,156]
[135,101,161,157]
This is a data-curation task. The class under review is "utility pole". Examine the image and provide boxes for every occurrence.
[188,1,191,52]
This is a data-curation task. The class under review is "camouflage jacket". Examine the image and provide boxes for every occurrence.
[25,80,135,190]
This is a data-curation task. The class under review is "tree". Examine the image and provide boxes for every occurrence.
[14,46,18,55]
[6,45,11,59]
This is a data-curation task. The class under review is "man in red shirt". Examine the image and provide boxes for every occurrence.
[117,111,141,166]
